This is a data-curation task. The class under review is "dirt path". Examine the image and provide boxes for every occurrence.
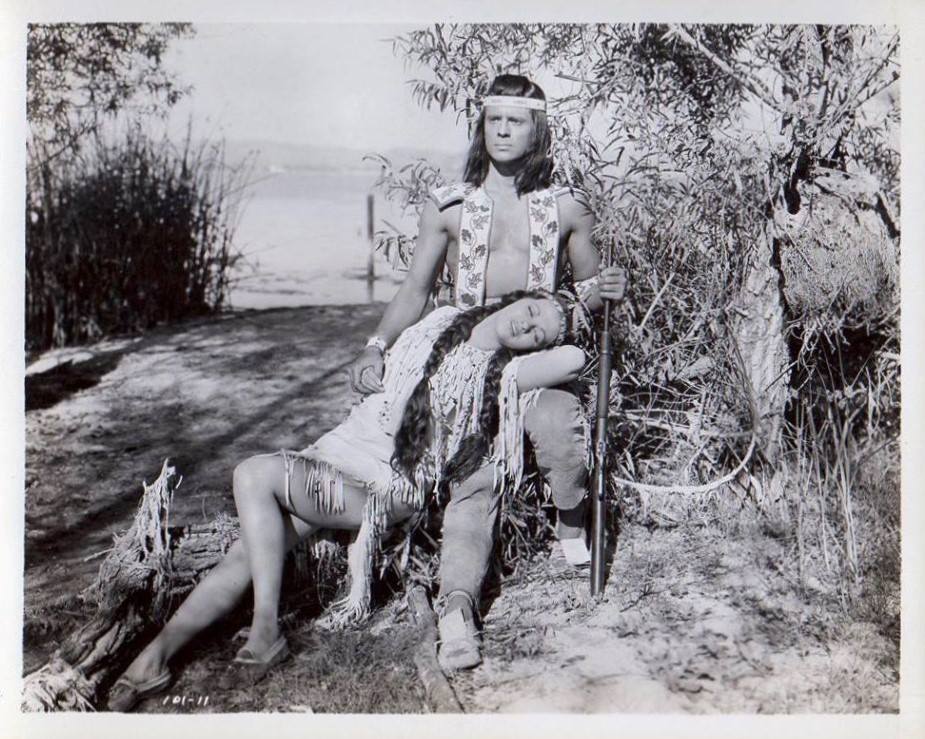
[23,306,898,713]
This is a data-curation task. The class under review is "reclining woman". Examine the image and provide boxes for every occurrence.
[108,289,585,711]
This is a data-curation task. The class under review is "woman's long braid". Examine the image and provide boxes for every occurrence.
[391,290,538,482]
[390,305,492,480]
[446,287,572,480]
[442,347,513,483]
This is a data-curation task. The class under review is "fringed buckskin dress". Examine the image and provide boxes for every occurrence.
[274,305,545,540]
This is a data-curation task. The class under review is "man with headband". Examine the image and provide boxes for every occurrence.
[347,74,627,671]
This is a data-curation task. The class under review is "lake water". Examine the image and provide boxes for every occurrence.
[228,170,414,309]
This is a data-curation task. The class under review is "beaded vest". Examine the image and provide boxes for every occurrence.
[430,183,561,307]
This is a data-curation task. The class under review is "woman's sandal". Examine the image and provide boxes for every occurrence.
[436,591,482,673]
[106,669,172,712]
[231,635,290,685]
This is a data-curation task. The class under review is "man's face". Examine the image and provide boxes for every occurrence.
[484,105,534,164]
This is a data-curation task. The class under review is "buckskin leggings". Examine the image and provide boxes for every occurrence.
[437,387,588,608]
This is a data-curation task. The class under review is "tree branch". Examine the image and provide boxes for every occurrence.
[612,433,758,495]
[668,24,783,113]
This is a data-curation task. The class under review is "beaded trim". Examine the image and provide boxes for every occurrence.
[482,95,546,112]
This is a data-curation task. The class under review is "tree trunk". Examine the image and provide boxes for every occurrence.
[732,226,790,465]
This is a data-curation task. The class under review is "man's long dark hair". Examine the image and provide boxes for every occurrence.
[391,290,552,487]
[463,75,554,196]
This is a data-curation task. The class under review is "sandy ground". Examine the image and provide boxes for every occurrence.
[22,305,898,713]
[456,528,897,713]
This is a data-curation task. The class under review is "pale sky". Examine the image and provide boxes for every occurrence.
[162,23,467,154]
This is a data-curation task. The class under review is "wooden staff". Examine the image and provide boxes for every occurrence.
[590,241,615,596]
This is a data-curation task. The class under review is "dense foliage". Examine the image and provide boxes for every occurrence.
[25,24,245,352]
[26,129,246,350]
[27,23,193,161]
[374,24,900,616]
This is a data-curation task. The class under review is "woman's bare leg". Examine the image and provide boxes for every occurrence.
[251,455,417,632]
[232,457,293,656]
[117,455,328,681]
[117,503,313,684]
[232,454,373,656]
[115,452,414,683]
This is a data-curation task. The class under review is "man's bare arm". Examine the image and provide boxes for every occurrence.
[561,194,627,313]
[372,201,449,344]
[347,200,449,393]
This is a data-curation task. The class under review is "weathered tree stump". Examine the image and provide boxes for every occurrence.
[22,461,240,711]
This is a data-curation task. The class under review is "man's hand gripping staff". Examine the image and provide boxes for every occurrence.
[591,241,619,596]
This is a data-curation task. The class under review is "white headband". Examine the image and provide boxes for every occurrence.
[481,95,547,112]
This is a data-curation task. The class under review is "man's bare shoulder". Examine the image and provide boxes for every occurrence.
[417,197,458,242]
[555,186,595,226]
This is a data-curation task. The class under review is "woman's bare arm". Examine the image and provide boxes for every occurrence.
[515,345,586,391]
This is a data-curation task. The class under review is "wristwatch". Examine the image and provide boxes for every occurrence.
[365,335,388,354]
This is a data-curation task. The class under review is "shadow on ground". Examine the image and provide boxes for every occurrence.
[26,351,125,411]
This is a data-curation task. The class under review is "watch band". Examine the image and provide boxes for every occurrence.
[365,335,388,353]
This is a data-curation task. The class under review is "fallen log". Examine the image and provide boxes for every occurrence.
[406,586,464,714]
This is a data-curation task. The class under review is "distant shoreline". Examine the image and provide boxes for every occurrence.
[223,137,462,178]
